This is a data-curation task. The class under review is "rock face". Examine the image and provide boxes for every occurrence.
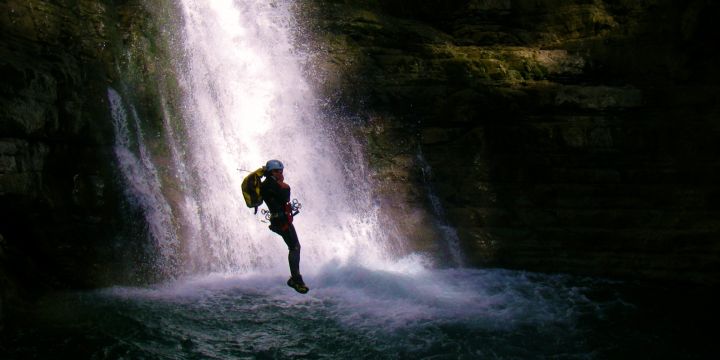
[1,0,118,305]
[0,0,181,325]
[302,0,720,284]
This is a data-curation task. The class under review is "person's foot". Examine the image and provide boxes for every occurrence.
[287,276,309,294]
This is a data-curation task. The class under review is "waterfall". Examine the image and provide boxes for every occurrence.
[417,152,464,267]
[108,88,181,276]
[109,0,409,278]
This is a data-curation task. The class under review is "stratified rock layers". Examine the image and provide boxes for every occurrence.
[303,0,720,284]
[1,0,180,321]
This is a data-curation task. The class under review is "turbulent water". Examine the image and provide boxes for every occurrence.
[5,268,715,359]
[5,0,715,359]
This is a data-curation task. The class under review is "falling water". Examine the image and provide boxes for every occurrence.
[417,152,464,267]
[109,0,404,278]
[108,87,181,276]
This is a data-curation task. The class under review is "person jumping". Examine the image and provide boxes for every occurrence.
[260,159,309,294]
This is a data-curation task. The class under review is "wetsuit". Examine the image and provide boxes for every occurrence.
[260,174,301,280]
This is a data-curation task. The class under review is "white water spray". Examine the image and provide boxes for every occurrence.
[110,0,412,278]
[108,88,181,275]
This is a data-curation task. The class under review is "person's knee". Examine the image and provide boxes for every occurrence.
[289,243,301,252]
[269,224,284,235]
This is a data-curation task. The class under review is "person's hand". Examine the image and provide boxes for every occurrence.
[278,176,290,189]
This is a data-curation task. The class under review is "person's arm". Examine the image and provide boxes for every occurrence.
[262,177,286,209]
[261,178,276,201]
[271,173,291,201]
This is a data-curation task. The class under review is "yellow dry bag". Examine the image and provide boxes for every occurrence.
[241,167,265,212]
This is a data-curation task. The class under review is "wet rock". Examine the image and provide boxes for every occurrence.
[306,0,720,284]
[0,0,177,327]
[0,232,10,333]
[555,85,642,110]
[421,127,453,145]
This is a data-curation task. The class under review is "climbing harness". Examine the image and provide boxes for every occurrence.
[260,198,302,220]
[290,198,302,216]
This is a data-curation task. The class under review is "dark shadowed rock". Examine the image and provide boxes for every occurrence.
[302,0,720,285]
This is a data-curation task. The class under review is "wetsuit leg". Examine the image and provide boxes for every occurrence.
[270,223,301,278]
[283,224,301,279]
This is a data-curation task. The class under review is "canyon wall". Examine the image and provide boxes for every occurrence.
[0,0,181,326]
[302,0,720,284]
